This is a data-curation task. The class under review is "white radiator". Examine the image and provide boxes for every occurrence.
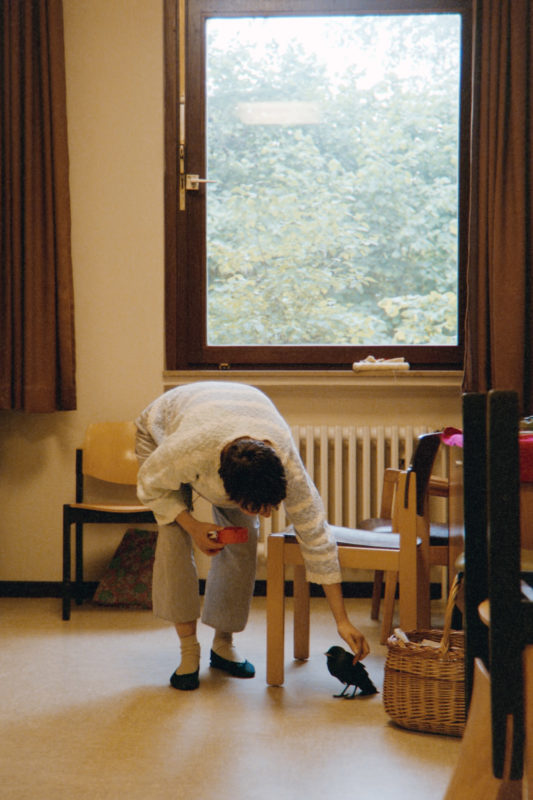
[260,424,447,541]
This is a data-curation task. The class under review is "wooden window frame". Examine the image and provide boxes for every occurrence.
[164,0,472,371]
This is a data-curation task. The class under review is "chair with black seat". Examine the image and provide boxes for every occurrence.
[266,467,424,686]
[362,432,450,640]
[62,421,155,620]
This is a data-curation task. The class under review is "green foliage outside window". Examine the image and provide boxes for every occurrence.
[205,15,461,346]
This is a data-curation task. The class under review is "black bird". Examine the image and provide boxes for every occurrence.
[324,646,378,698]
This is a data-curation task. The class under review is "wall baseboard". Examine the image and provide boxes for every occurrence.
[0,579,343,599]
[0,581,66,598]
[0,580,442,600]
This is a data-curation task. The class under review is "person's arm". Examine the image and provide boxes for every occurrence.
[281,442,370,659]
[176,510,225,557]
[322,583,370,661]
[136,437,200,525]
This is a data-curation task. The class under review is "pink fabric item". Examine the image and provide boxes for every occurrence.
[441,427,464,447]
[440,429,533,483]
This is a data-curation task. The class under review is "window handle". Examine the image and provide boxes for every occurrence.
[186,174,218,191]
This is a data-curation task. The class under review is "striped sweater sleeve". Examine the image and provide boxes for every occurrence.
[136,438,198,525]
[283,449,342,585]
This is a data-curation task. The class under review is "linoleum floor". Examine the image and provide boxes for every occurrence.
[0,596,460,799]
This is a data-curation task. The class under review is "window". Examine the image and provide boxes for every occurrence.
[164,0,472,370]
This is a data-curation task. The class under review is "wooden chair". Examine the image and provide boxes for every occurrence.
[362,432,449,640]
[62,421,155,620]
[266,468,424,686]
[443,391,532,799]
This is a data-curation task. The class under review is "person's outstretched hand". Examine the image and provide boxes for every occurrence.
[336,619,370,662]
[323,583,370,662]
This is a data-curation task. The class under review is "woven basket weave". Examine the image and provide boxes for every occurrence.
[383,574,466,737]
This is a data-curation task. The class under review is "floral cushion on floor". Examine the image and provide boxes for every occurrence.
[93,528,157,608]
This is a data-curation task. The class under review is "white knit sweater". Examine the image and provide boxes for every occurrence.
[135,382,341,585]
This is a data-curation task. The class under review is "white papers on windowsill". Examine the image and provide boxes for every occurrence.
[352,356,410,372]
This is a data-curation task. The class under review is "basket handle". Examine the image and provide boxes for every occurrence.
[437,571,463,655]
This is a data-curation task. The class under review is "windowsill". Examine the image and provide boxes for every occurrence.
[163,369,463,393]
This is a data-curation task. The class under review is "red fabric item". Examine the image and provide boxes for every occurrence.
[214,526,249,544]
[520,435,533,483]
[440,429,533,483]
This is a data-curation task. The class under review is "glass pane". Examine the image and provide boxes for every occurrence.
[205,14,461,346]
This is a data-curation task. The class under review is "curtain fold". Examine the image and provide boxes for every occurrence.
[464,0,533,414]
[0,0,76,412]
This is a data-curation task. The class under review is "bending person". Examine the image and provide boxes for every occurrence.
[135,381,370,691]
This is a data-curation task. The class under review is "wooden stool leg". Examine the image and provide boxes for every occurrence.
[371,570,384,620]
[266,534,286,686]
[416,544,432,631]
[443,659,522,800]
[380,570,397,644]
[293,564,310,661]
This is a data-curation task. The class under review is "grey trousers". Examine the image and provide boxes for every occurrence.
[153,507,259,631]
[135,426,259,632]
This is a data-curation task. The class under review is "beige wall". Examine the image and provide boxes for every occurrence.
[0,0,462,585]
[0,0,165,582]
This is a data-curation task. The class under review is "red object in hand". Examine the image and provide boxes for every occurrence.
[208,526,248,544]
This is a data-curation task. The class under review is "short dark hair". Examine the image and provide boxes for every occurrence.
[219,439,287,513]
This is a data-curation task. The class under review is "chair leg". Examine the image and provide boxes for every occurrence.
[380,571,397,643]
[397,472,419,633]
[75,523,84,605]
[293,564,310,661]
[371,570,384,620]
[266,535,286,686]
[62,512,71,621]
[417,554,431,631]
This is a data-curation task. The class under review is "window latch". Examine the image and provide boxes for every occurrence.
[186,174,218,191]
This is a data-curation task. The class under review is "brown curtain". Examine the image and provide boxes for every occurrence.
[0,0,76,412]
[464,0,533,414]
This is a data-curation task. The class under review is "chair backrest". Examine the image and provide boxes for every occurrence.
[408,432,442,516]
[377,432,444,523]
[378,467,401,519]
[82,421,139,485]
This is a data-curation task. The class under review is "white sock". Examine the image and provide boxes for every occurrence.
[212,631,243,663]
[176,633,200,675]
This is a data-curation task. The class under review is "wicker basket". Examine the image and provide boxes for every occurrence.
[383,573,466,737]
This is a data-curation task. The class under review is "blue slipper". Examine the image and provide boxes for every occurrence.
[170,668,200,691]
[210,649,255,678]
